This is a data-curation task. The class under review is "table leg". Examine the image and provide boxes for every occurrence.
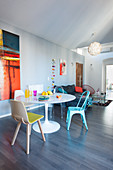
[45,103,49,123]
[33,102,60,134]
[61,103,64,119]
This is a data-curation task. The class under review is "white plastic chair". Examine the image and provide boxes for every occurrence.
[14,90,33,109]
[28,84,44,94]
[28,84,53,117]
[10,100,45,154]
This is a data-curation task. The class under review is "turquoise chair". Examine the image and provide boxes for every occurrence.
[66,91,90,131]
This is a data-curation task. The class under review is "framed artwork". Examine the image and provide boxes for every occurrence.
[0,29,20,100]
[59,59,67,75]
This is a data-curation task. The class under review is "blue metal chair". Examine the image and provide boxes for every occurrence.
[66,91,90,131]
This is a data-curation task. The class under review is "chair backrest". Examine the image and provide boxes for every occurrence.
[77,91,90,110]
[55,86,65,93]
[82,84,95,95]
[14,90,25,100]
[28,84,43,94]
[10,100,29,123]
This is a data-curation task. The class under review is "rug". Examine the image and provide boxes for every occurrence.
[93,100,112,106]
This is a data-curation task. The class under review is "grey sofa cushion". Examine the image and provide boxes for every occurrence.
[62,84,75,94]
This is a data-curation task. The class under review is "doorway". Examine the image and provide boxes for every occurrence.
[106,65,113,90]
[106,65,113,100]
[76,62,83,87]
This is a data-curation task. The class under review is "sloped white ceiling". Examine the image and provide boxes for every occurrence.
[0,0,113,49]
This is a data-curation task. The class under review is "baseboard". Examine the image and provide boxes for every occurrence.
[0,113,11,118]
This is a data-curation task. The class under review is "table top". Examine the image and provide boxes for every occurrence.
[16,93,76,104]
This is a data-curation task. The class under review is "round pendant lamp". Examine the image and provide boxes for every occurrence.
[88,42,102,56]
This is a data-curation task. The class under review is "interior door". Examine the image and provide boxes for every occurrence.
[76,62,83,87]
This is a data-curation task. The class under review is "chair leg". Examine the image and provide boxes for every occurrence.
[29,124,32,135]
[52,104,54,114]
[82,112,88,130]
[67,112,72,131]
[49,105,53,119]
[66,109,70,123]
[81,115,84,124]
[61,103,63,119]
[37,120,46,142]
[11,122,21,145]
[26,124,30,154]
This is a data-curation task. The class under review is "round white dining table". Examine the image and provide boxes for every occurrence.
[16,93,75,134]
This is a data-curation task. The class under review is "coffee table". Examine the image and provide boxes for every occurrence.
[92,94,106,104]
[16,93,75,133]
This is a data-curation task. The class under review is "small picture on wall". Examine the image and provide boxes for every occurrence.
[59,59,67,75]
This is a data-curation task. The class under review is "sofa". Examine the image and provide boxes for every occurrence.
[55,84,92,107]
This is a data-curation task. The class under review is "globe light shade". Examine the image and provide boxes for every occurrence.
[88,42,102,56]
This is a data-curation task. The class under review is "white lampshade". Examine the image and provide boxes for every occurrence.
[88,42,102,56]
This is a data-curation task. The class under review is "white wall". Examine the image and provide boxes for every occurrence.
[102,57,113,92]
[84,50,113,93]
[0,20,84,116]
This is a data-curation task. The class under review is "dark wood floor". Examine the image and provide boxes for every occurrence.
[0,103,113,170]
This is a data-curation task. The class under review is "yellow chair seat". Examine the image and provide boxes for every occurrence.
[27,112,44,124]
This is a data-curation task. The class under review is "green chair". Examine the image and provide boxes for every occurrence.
[66,91,90,131]
[10,100,45,154]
